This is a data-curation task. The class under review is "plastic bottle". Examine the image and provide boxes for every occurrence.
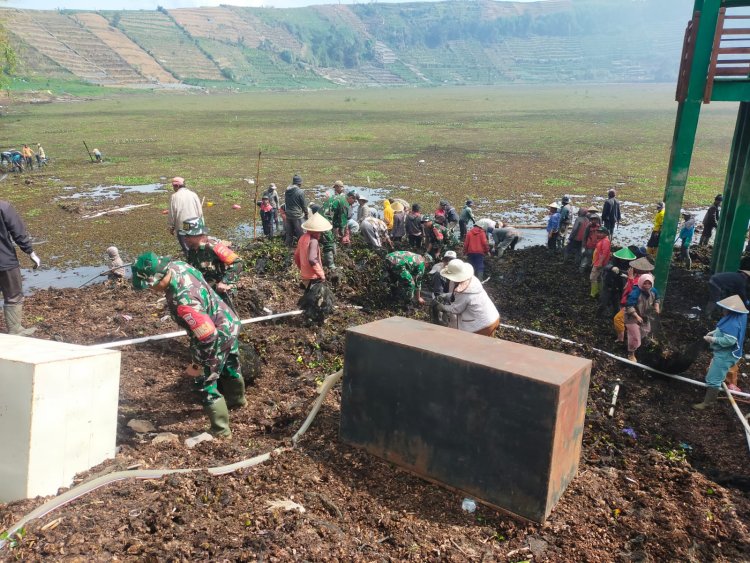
[461,498,476,513]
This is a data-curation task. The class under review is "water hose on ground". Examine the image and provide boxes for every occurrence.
[498,323,750,400]
[0,369,344,551]
[722,382,750,454]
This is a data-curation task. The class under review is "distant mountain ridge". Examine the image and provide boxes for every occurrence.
[2,0,688,89]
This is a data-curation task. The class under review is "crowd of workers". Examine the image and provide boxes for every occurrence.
[0,176,744,437]
[1,144,47,172]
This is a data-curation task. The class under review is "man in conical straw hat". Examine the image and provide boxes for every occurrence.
[694,294,748,410]
[294,212,332,288]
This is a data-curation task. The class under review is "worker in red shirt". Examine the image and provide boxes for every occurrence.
[463,222,490,281]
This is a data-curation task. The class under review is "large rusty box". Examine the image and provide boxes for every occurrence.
[339,317,591,523]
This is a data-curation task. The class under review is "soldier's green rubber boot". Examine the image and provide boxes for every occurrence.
[692,388,719,411]
[204,397,231,437]
[222,377,247,409]
[4,304,36,336]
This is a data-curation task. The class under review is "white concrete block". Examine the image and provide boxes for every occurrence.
[0,334,121,502]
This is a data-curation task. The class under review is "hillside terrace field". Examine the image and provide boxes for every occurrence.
[0,84,737,269]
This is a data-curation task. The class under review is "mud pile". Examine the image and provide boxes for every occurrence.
[0,241,748,561]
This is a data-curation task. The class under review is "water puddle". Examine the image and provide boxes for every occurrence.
[22,266,113,292]
[59,183,166,200]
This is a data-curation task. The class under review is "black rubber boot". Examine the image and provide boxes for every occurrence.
[222,377,247,409]
[204,397,231,437]
[693,388,720,411]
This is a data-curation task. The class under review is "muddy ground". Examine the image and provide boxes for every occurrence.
[1,238,749,562]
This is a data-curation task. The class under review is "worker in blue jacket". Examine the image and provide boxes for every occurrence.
[694,294,748,410]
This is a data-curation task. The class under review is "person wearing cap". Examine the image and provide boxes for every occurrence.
[429,249,457,295]
[385,250,430,306]
[360,215,393,252]
[405,203,424,248]
[263,184,280,230]
[390,201,406,241]
[694,295,748,410]
[35,144,46,167]
[0,200,41,336]
[579,213,602,272]
[283,174,308,247]
[181,217,243,310]
[558,196,573,248]
[678,210,696,269]
[131,252,245,438]
[383,199,394,230]
[259,195,275,238]
[437,259,500,337]
[614,256,654,343]
[646,202,665,257]
[423,215,447,258]
[440,200,460,227]
[565,208,590,263]
[464,220,490,280]
[699,194,722,246]
[601,189,621,235]
[321,180,350,247]
[458,200,475,240]
[589,226,611,298]
[492,221,520,258]
[92,148,102,162]
[357,195,374,223]
[106,246,126,282]
[624,273,660,362]
[705,270,750,317]
[546,202,561,251]
[168,176,203,256]
[599,247,635,318]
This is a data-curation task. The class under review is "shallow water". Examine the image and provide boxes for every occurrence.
[59,183,166,200]
[22,265,113,292]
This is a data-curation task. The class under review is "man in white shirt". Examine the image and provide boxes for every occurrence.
[168,176,203,255]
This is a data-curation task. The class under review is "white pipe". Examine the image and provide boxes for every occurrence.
[498,323,750,400]
[90,310,304,349]
[608,383,620,417]
[0,368,344,550]
[722,382,750,455]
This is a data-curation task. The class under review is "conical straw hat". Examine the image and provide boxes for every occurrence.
[391,202,404,212]
[302,212,332,232]
[717,294,749,314]
[630,257,654,272]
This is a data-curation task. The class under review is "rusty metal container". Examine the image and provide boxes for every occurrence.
[339,317,590,523]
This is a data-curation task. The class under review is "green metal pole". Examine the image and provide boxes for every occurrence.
[654,0,721,299]
[712,102,750,273]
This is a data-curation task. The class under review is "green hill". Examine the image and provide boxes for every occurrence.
[1,0,689,90]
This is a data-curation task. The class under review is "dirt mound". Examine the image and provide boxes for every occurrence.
[1,242,749,560]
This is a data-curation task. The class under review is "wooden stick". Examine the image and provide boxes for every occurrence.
[253,149,261,239]
[82,141,94,163]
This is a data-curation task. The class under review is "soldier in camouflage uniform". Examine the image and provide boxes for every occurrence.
[179,217,243,311]
[319,181,350,268]
[132,252,245,438]
[422,215,448,259]
[385,251,432,306]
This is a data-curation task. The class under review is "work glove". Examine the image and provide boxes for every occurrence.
[703,335,715,344]
[29,251,41,269]
[435,302,449,312]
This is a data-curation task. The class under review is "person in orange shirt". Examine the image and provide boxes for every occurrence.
[21,145,34,170]
[294,213,333,323]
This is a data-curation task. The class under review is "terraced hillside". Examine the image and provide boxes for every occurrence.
[74,13,178,84]
[4,0,687,90]
[105,10,225,82]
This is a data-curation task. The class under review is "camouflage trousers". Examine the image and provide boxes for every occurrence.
[193,339,242,406]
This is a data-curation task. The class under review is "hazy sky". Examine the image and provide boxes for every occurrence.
[8,0,547,10]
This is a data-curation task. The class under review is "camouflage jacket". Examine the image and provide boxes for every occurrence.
[321,193,350,232]
[165,261,240,375]
[185,237,243,289]
[385,251,425,297]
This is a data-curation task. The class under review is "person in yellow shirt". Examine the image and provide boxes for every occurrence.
[383,199,394,230]
[21,145,34,170]
[646,202,665,257]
